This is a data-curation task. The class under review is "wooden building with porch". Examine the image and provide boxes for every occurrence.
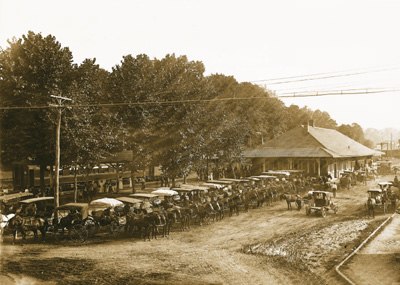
[243,124,381,178]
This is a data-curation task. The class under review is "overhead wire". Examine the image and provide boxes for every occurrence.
[1,88,400,110]
[277,88,400,98]
[2,64,400,110]
[277,87,400,96]
[251,65,400,85]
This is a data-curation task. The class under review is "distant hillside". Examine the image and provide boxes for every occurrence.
[364,128,400,147]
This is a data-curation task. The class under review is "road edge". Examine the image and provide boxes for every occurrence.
[335,212,396,285]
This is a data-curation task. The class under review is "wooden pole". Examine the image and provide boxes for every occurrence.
[54,107,61,209]
[50,95,72,220]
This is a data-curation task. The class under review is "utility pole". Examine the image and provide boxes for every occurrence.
[49,95,72,215]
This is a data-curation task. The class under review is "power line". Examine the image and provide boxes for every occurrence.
[272,82,372,92]
[277,88,400,98]
[1,88,399,110]
[277,87,399,96]
[0,96,270,110]
[251,66,400,85]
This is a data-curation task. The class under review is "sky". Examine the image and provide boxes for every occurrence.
[1,0,400,130]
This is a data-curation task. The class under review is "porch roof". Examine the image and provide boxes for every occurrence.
[243,147,332,158]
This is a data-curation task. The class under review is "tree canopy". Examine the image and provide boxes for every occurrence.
[0,31,374,183]
[0,31,74,167]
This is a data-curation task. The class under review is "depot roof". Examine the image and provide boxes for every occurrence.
[244,125,382,159]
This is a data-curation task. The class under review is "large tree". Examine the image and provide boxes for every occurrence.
[337,123,374,148]
[61,58,121,199]
[0,31,74,191]
[148,54,208,185]
[107,54,157,191]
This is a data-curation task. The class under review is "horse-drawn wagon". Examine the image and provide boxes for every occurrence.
[179,184,210,192]
[51,203,91,242]
[19,196,55,219]
[88,198,125,237]
[115,196,143,209]
[219,178,251,188]
[0,192,33,214]
[2,197,54,242]
[130,193,160,203]
[261,170,290,180]
[173,185,210,202]
[305,191,338,217]
[378,181,393,192]
[366,189,388,215]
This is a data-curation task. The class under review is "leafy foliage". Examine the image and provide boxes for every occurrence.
[0,31,374,184]
[337,123,374,148]
[62,58,118,169]
[0,31,74,166]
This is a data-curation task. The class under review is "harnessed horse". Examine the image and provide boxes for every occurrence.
[280,193,302,210]
[7,214,48,243]
[0,213,15,240]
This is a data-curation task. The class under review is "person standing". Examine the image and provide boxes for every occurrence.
[331,182,337,198]
[346,175,351,190]
[367,197,375,218]
[87,182,94,202]
[390,193,397,213]
[394,175,399,188]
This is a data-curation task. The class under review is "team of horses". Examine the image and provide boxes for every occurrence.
[0,179,308,243]
[1,213,48,243]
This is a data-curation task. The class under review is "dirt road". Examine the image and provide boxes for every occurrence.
[0,179,394,285]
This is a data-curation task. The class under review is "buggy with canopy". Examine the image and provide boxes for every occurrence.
[366,189,388,214]
[0,192,33,214]
[88,198,125,237]
[305,191,338,217]
[51,203,90,242]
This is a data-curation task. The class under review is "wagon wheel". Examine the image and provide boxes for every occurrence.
[109,221,119,238]
[71,224,88,242]
[86,224,97,237]
[321,208,327,218]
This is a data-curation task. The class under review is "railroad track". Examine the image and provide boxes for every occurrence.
[335,212,397,285]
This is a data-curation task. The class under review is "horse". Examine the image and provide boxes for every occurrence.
[178,205,195,230]
[173,205,191,231]
[0,213,15,240]
[166,208,178,233]
[126,212,155,241]
[125,212,144,236]
[7,214,47,243]
[270,189,279,203]
[280,193,302,210]
[340,175,351,190]
[255,189,268,208]
[228,195,240,217]
[149,211,168,239]
[264,190,273,206]
[205,202,217,222]
[390,193,398,213]
[244,190,258,210]
[195,203,211,225]
[54,211,82,237]
[211,200,224,221]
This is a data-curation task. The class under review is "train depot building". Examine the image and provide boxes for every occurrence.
[243,123,381,178]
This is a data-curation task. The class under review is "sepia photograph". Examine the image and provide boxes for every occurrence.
[1,1,400,284]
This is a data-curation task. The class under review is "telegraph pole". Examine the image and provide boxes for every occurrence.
[50,95,72,213]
